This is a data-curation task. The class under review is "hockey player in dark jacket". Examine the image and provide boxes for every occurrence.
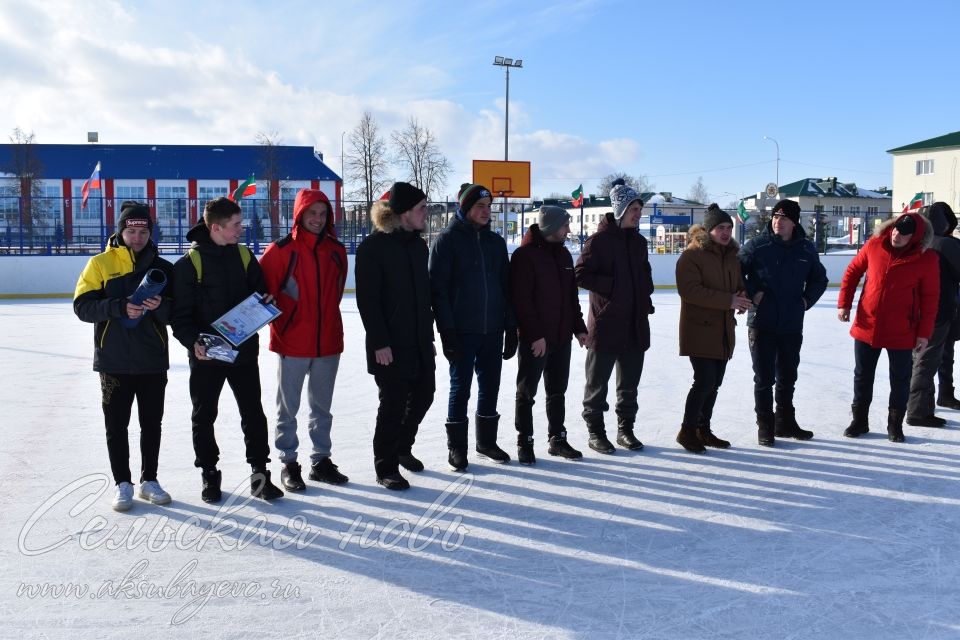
[74,201,174,511]
[170,196,283,502]
[356,183,436,489]
[739,199,828,446]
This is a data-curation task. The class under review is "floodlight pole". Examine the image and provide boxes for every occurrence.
[763,136,780,189]
[493,57,523,162]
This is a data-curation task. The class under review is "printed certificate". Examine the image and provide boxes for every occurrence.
[211,293,282,346]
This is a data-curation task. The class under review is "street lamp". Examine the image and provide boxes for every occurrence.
[493,56,523,161]
[762,136,780,190]
[340,130,346,226]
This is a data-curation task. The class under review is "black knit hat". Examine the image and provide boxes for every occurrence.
[895,214,917,236]
[539,205,571,237]
[703,203,733,231]
[458,183,492,214]
[118,201,152,231]
[772,199,801,226]
[388,182,427,215]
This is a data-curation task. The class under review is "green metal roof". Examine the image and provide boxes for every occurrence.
[887,131,960,153]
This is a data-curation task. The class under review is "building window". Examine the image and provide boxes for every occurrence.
[916,160,935,175]
[923,192,935,206]
[156,186,187,239]
[280,187,298,230]
[197,186,228,206]
[832,205,843,216]
[867,206,878,215]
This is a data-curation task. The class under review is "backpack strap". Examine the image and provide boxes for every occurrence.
[188,245,251,284]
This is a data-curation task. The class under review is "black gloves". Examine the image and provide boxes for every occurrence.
[439,330,461,363]
[502,328,519,360]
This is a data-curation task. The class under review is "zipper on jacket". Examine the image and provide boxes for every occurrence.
[477,229,489,334]
[314,241,323,357]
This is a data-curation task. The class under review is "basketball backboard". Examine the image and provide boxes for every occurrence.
[472,160,531,198]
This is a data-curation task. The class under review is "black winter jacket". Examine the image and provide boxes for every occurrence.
[73,237,173,374]
[739,224,828,334]
[429,216,515,335]
[170,222,268,366]
[355,214,435,379]
[923,204,960,324]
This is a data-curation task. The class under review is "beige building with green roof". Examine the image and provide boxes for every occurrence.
[887,131,960,212]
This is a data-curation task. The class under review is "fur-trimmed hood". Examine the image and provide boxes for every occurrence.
[371,200,402,233]
[686,224,740,253]
[874,211,934,252]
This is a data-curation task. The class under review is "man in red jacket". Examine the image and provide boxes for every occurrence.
[838,211,939,442]
[261,189,349,490]
[510,206,589,464]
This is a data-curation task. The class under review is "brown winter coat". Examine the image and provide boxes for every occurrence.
[676,225,744,360]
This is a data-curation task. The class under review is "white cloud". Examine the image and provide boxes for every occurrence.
[0,0,643,199]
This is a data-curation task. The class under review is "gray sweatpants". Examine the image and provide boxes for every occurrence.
[275,354,340,464]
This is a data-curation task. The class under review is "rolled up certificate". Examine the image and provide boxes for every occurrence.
[120,268,167,328]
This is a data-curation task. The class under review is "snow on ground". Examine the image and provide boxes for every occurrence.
[2,291,960,639]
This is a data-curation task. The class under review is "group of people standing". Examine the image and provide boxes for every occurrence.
[73,179,958,512]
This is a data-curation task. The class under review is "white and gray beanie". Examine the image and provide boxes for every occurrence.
[610,184,644,222]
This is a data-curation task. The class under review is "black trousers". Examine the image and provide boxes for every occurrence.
[372,371,435,478]
[853,340,912,411]
[582,348,645,431]
[681,357,728,427]
[748,329,803,415]
[938,335,955,389]
[907,320,952,418]
[100,372,167,485]
[189,361,271,470]
[515,341,572,438]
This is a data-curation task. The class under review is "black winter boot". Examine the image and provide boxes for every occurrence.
[398,454,425,472]
[200,468,222,503]
[937,386,960,409]
[309,458,349,484]
[887,408,906,443]
[377,472,411,490]
[843,403,870,438]
[517,435,536,465]
[475,414,510,463]
[757,411,775,447]
[616,423,644,451]
[905,414,947,427]
[250,467,284,500]
[676,424,706,453]
[774,407,814,440]
[446,420,469,472]
[280,462,306,491]
[547,431,583,459]
[587,429,616,454]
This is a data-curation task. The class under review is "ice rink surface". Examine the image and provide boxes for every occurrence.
[2,290,959,639]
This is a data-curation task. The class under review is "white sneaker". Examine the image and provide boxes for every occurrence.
[138,480,172,505]
[112,482,134,511]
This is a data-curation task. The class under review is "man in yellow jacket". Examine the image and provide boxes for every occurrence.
[74,201,174,511]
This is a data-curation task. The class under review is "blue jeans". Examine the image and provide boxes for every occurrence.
[446,332,503,422]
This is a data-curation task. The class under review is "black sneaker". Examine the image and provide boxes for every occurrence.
[398,454,425,472]
[547,436,583,459]
[476,443,510,463]
[377,473,410,490]
[587,432,616,454]
[281,463,306,491]
[905,415,947,428]
[250,469,284,500]
[309,458,349,485]
[448,448,468,472]
[201,468,222,503]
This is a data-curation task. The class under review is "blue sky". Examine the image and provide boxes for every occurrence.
[2,0,957,203]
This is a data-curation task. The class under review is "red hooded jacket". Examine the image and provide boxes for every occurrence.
[260,189,347,357]
[838,211,940,350]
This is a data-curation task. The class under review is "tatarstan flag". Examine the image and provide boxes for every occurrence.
[736,200,750,222]
[902,192,924,213]
[229,176,256,202]
[571,184,584,208]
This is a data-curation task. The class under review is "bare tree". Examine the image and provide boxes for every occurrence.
[345,111,390,229]
[687,176,709,204]
[255,130,287,240]
[5,128,45,247]
[596,171,653,197]
[391,117,451,200]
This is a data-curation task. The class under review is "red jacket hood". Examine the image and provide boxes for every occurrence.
[877,211,932,254]
[292,189,336,238]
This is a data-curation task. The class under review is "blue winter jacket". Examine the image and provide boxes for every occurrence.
[429,214,515,335]
[739,224,828,334]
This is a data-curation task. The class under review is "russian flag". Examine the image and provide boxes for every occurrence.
[81,161,101,210]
